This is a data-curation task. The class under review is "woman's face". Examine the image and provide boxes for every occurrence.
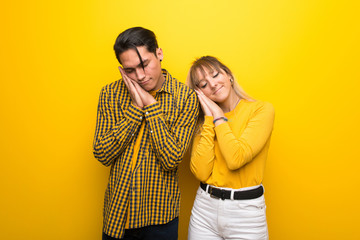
[195,67,233,104]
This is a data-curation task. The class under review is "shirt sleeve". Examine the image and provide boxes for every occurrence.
[93,85,143,166]
[189,116,216,182]
[144,90,199,171]
[215,101,275,170]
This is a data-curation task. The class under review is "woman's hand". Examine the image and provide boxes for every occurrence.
[195,89,225,123]
[195,89,212,116]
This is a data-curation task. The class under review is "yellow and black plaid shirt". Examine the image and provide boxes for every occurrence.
[93,69,199,238]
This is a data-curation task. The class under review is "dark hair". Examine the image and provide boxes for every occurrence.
[113,27,159,68]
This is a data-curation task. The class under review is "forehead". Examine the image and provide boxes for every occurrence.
[119,46,153,68]
[194,64,221,81]
[195,67,212,80]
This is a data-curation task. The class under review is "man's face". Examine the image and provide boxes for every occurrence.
[119,46,164,92]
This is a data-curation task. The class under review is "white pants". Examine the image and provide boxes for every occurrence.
[188,186,269,240]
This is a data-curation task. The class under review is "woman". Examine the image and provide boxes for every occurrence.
[187,56,275,240]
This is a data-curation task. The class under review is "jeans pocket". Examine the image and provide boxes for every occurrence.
[237,196,266,211]
[224,196,266,212]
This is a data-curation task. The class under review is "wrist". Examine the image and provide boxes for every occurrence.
[213,117,228,124]
[143,98,157,106]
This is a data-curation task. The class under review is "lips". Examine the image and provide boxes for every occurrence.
[213,86,223,95]
[139,79,151,85]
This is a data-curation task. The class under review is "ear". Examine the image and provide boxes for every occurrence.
[156,48,163,61]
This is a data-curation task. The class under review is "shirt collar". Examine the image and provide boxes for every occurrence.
[158,69,174,95]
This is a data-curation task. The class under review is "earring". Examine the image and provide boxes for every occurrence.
[230,78,234,85]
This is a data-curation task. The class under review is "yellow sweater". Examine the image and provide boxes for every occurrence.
[190,100,275,189]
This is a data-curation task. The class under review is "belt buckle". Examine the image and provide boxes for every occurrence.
[209,187,226,200]
[209,187,218,199]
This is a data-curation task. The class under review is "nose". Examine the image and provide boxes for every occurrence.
[208,80,217,89]
[135,68,146,81]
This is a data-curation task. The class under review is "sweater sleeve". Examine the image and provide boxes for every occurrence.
[215,101,275,170]
[190,116,216,182]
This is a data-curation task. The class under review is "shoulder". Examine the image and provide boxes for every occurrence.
[175,80,198,106]
[165,70,197,100]
[255,100,274,112]
[243,100,275,117]
[101,79,123,91]
[100,79,127,96]
[164,76,198,113]
[176,79,196,96]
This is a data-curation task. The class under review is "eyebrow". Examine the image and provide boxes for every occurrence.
[123,58,149,70]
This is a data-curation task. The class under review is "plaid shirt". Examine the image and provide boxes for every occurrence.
[93,69,199,238]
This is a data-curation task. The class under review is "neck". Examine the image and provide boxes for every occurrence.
[218,90,241,113]
[153,72,166,91]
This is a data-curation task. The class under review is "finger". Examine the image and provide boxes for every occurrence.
[131,80,146,101]
[196,93,212,116]
[196,90,212,106]
[195,89,213,106]
[196,88,206,96]
[118,66,126,79]
[131,79,145,93]
[119,67,138,94]
[196,91,222,117]
[119,67,131,88]
[195,90,207,105]
[131,79,156,106]
[194,89,206,99]
[119,67,144,108]
[119,67,134,86]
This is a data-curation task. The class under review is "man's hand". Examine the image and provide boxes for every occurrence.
[131,80,157,106]
[119,67,157,108]
[119,67,144,109]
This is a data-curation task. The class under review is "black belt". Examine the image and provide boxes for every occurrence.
[200,182,264,200]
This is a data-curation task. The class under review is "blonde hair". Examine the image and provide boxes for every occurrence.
[187,56,254,100]
[186,56,255,131]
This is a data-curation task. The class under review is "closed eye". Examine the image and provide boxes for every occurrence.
[143,60,150,68]
[199,83,207,88]
[213,72,219,78]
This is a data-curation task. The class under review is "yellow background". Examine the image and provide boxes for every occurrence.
[1,0,359,239]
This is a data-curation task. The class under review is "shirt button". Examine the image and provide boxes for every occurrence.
[150,130,153,133]
[140,116,143,120]
[145,111,149,115]
[132,133,134,136]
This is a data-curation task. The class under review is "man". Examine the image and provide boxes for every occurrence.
[93,27,199,240]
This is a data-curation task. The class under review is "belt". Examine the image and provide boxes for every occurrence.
[200,182,264,200]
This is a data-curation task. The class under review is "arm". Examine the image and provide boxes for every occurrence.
[190,116,216,182]
[93,85,143,166]
[145,90,199,171]
[216,102,275,170]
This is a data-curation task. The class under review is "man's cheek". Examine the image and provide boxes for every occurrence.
[127,73,137,81]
